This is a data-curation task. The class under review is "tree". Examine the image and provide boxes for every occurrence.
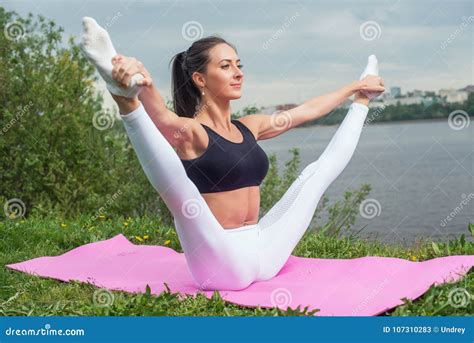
[0,8,167,221]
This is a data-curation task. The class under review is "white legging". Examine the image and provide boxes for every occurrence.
[120,101,369,291]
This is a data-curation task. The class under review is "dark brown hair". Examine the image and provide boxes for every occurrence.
[169,35,237,118]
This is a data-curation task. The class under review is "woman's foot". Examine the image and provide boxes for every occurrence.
[358,55,382,100]
[353,54,383,107]
[79,17,143,98]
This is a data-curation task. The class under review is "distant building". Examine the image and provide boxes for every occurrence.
[438,88,469,104]
[390,86,401,97]
[383,96,425,106]
[424,91,436,97]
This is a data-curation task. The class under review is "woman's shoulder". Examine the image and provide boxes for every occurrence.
[234,116,260,141]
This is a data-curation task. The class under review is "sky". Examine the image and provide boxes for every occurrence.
[3,0,473,112]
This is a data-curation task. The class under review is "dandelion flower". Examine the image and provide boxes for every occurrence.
[60,223,67,228]
[135,236,143,242]
[164,240,171,245]
[143,235,149,240]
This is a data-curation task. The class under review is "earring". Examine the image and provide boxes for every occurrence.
[201,89,205,95]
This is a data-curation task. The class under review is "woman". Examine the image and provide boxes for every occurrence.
[80,17,385,290]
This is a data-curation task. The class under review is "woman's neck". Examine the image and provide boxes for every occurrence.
[197,97,233,130]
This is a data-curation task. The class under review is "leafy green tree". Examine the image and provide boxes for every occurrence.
[0,8,166,222]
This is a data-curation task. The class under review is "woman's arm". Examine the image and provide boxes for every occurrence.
[111,55,200,147]
[137,84,172,123]
[240,76,383,140]
[291,80,360,123]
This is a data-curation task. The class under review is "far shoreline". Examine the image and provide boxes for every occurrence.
[297,116,466,129]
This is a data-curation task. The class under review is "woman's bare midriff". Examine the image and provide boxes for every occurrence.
[201,186,260,229]
[175,118,261,229]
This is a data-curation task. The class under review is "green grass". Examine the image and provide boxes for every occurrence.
[1,215,473,316]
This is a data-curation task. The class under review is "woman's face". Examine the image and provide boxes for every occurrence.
[200,43,244,100]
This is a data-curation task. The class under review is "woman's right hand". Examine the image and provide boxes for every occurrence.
[358,75,385,93]
[111,54,153,88]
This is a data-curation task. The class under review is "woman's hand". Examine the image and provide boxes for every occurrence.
[111,54,153,88]
[358,75,385,93]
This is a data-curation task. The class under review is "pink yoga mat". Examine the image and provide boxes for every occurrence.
[6,234,473,316]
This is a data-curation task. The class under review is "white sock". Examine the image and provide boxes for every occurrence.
[79,17,143,98]
[359,54,382,100]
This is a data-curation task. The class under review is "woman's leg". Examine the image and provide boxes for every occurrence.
[256,101,370,281]
[119,103,260,290]
[255,54,380,281]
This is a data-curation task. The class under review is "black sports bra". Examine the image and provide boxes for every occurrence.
[180,119,269,193]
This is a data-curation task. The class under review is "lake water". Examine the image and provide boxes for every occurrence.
[258,118,474,247]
